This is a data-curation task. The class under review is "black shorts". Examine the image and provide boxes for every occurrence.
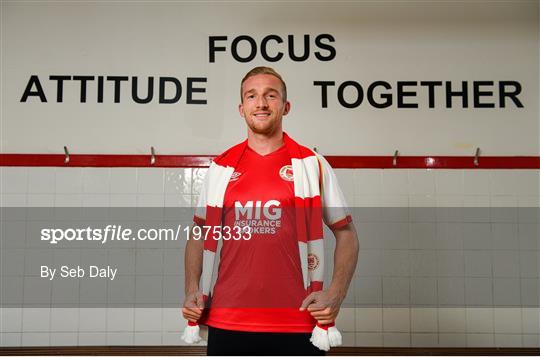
[207,326,326,356]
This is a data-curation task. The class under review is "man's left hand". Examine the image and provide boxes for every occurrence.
[299,290,343,325]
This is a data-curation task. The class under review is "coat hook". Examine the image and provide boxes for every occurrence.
[64,146,70,164]
[150,146,156,165]
[474,147,480,167]
[392,150,399,166]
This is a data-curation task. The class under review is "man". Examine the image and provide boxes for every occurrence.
[182,67,359,355]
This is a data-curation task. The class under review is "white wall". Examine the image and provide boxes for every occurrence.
[1,166,538,347]
[1,0,539,349]
[1,0,538,155]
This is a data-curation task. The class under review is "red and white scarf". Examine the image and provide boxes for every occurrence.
[183,133,347,350]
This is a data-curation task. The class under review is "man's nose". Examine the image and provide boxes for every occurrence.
[256,96,268,108]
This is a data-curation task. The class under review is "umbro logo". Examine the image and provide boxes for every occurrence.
[230,171,242,181]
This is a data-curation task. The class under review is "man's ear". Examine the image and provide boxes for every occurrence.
[238,103,245,118]
[283,101,291,116]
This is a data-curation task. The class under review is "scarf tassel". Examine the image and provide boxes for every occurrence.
[181,321,202,344]
[182,321,342,351]
[310,322,342,351]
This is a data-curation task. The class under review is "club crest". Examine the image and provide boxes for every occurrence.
[279,165,294,181]
[308,253,319,270]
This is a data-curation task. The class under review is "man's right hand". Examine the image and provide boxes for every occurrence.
[182,291,205,322]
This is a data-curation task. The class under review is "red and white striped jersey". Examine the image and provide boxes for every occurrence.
[197,144,351,332]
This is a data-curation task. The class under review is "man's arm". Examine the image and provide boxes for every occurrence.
[328,222,359,301]
[182,226,205,322]
[300,222,359,324]
[185,226,204,294]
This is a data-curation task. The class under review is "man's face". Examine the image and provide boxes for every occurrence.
[239,74,290,136]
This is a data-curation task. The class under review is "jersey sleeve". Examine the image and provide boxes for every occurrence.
[316,153,353,230]
[193,170,209,226]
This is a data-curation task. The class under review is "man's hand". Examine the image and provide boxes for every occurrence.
[299,290,343,325]
[182,291,205,322]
